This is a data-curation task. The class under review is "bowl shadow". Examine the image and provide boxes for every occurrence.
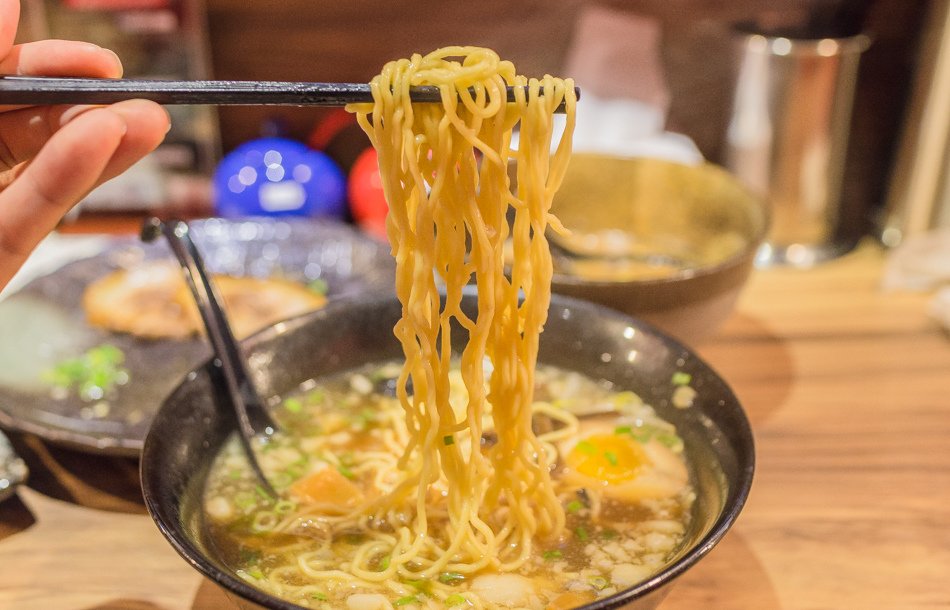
[659,528,780,609]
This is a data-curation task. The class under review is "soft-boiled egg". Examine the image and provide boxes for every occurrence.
[559,422,689,502]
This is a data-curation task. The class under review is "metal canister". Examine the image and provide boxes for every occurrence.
[725,29,870,266]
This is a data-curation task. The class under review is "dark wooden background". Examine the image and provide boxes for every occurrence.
[201,0,930,233]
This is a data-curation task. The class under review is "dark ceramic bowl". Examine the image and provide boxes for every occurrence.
[548,155,769,344]
[141,292,754,610]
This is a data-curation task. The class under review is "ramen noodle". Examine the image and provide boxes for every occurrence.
[202,47,694,609]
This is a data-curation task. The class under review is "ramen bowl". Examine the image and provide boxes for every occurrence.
[141,292,754,610]
[548,154,768,344]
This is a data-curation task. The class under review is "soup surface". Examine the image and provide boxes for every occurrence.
[204,363,695,610]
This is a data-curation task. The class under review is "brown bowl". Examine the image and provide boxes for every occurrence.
[548,155,768,344]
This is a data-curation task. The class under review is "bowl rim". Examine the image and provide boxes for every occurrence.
[141,291,755,610]
[549,158,770,290]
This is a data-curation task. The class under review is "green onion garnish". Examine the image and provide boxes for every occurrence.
[253,485,272,501]
[274,499,296,514]
[672,371,692,386]
[311,592,328,601]
[543,550,562,561]
[248,568,265,580]
[43,344,129,402]
[575,526,589,541]
[337,465,356,480]
[284,398,303,413]
[443,435,455,446]
[566,499,583,513]
[307,278,329,295]
[656,431,683,451]
[234,492,256,509]
[576,440,597,455]
[603,451,618,466]
[406,579,432,594]
[444,594,467,607]
[378,555,391,571]
[588,575,609,590]
[614,425,632,435]
[393,596,418,606]
[439,572,465,585]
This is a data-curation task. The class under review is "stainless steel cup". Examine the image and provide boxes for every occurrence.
[725,30,870,266]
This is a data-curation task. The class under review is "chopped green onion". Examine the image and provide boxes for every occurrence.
[603,450,619,466]
[337,465,356,480]
[543,550,562,561]
[671,371,692,386]
[655,431,684,451]
[444,594,467,607]
[285,464,304,480]
[284,398,303,413]
[566,499,583,513]
[307,278,329,295]
[614,425,632,435]
[247,568,265,580]
[439,571,465,585]
[588,575,609,590]
[311,592,329,601]
[443,435,455,446]
[274,499,296,513]
[576,440,597,455]
[633,429,653,444]
[253,485,272,502]
[378,555,391,571]
[393,595,418,606]
[43,344,129,402]
[406,579,432,594]
[575,526,589,542]
[234,492,256,510]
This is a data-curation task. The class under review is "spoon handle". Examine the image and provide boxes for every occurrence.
[140,218,277,495]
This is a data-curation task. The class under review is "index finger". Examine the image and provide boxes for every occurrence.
[0,0,20,59]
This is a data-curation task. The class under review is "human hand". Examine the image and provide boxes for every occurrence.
[0,0,170,289]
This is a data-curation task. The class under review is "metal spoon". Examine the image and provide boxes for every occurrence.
[140,218,278,496]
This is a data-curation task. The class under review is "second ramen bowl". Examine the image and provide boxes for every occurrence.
[548,155,769,344]
[141,293,755,610]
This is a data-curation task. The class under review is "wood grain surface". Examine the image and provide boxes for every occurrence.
[1,241,948,609]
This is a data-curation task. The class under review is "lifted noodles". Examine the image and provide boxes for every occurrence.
[349,46,577,575]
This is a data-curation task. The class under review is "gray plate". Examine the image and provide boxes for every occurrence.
[0,218,395,456]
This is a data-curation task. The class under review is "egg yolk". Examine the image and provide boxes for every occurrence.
[565,434,650,484]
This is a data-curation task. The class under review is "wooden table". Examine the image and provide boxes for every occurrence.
[1,240,948,610]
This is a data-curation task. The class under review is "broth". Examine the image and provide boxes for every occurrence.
[203,363,694,610]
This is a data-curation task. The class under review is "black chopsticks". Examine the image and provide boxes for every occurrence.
[0,76,576,112]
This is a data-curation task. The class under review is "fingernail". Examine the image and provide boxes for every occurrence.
[104,48,124,78]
